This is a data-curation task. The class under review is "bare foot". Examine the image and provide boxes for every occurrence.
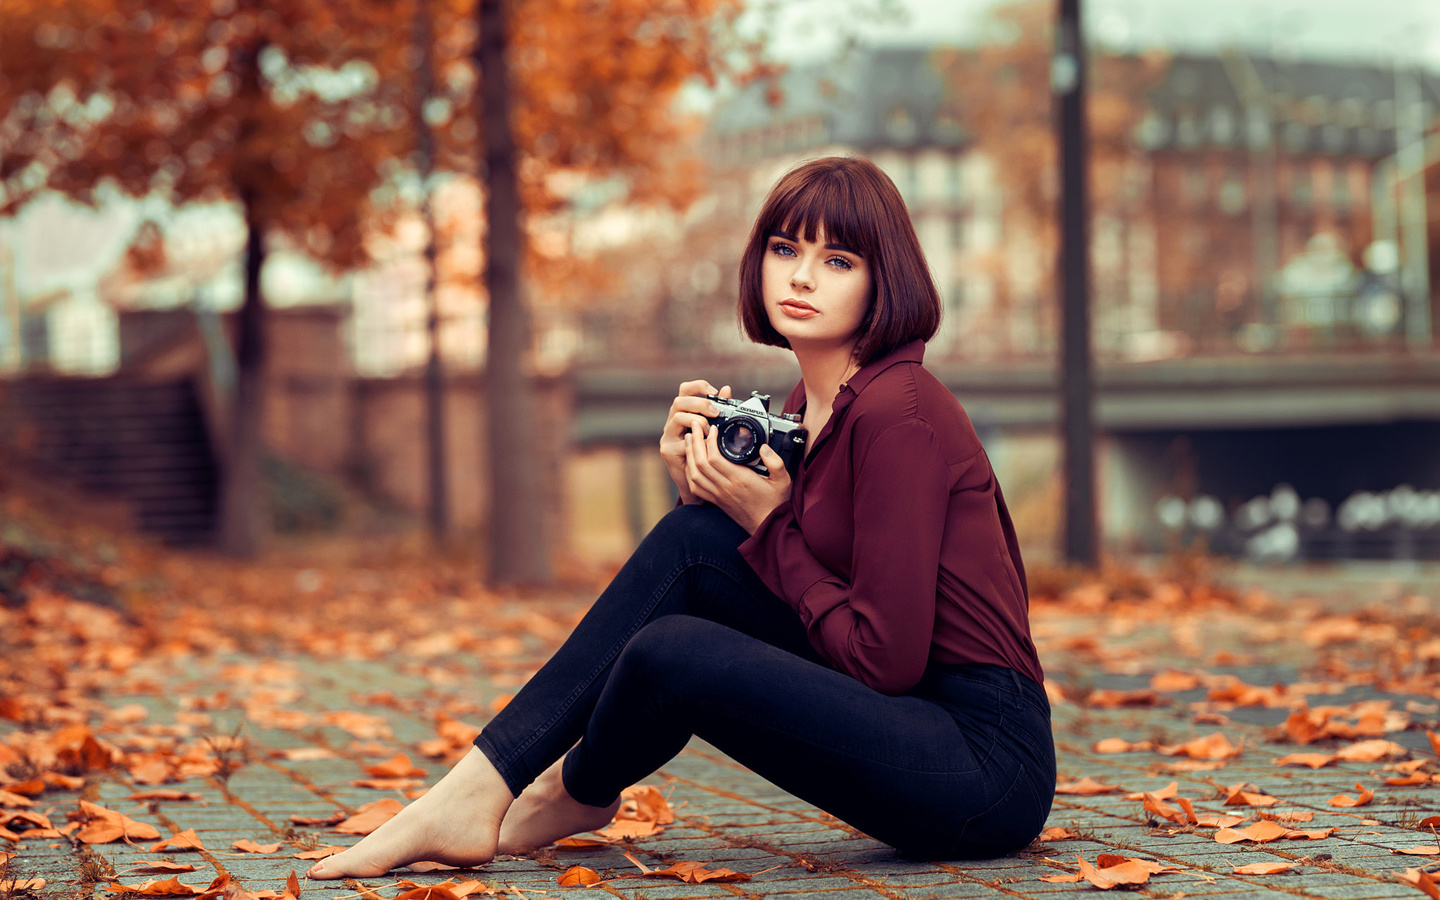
[497,756,620,854]
[308,748,513,880]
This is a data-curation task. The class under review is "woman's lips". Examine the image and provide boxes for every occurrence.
[780,300,818,319]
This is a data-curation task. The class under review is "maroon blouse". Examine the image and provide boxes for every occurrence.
[739,339,1044,695]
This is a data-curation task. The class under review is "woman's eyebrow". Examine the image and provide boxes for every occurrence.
[768,229,858,255]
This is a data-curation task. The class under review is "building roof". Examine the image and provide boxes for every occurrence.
[709,45,966,154]
[710,44,1440,162]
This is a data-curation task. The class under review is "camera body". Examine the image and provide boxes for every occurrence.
[705,391,808,478]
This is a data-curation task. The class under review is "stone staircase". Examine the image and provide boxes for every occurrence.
[1,376,220,547]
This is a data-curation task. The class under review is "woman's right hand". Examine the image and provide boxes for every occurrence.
[660,380,731,505]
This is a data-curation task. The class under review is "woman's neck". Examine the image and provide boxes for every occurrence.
[795,342,859,436]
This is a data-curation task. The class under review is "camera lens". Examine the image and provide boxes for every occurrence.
[718,417,762,463]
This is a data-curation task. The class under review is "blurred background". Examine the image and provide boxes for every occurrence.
[1,0,1437,577]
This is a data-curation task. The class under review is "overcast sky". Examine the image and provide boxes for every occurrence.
[750,0,1440,67]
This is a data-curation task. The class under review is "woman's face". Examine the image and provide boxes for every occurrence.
[761,225,873,355]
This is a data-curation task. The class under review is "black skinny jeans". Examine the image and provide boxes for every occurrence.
[473,504,1056,859]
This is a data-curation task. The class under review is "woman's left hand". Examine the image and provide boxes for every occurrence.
[685,425,792,534]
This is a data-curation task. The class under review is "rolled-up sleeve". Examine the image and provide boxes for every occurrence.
[741,420,952,694]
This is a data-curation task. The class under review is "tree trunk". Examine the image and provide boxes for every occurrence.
[478,0,551,585]
[416,0,451,544]
[218,195,267,557]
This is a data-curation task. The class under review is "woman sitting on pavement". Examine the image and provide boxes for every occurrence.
[310,155,1054,879]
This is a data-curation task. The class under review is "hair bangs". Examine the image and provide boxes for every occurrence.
[767,172,875,260]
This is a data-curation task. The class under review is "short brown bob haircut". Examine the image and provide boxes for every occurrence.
[738,156,942,366]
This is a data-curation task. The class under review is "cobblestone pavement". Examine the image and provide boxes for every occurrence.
[5,561,1440,899]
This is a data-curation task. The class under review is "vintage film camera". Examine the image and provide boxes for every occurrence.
[705,391,808,478]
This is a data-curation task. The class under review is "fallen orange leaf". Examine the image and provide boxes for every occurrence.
[1142,793,1187,825]
[1328,783,1375,808]
[1150,671,1201,692]
[1274,752,1335,769]
[149,829,205,852]
[231,839,281,853]
[129,790,203,802]
[1056,777,1121,795]
[1215,821,1291,844]
[103,877,202,896]
[558,866,602,886]
[5,877,46,891]
[1333,739,1407,762]
[1400,867,1440,900]
[1092,737,1153,753]
[647,861,751,884]
[1223,782,1280,807]
[1259,810,1315,823]
[1039,826,1079,840]
[1233,861,1296,874]
[1074,853,1180,889]
[1158,732,1242,760]
[363,753,427,779]
[1386,773,1433,786]
[1086,689,1161,708]
[1395,846,1440,856]
[76,800,162,843]
[129,861,200,874]
[0,790,34,808]
[333,798,403,835]
[554,836,613,848]
[293,846,343,860]
[1125,781,1178,800]
[1039,872,1084,883]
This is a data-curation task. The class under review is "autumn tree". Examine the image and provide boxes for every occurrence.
[0,0,412,557]
[3,0,763,574]
[932,0,1166,356]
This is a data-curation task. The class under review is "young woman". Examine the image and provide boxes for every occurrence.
[310,156,1053,879]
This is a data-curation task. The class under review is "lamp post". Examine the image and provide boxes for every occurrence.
[1056,0,1098,566]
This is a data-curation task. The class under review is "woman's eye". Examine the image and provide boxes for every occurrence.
[828,256,853,270]
[770,242,795,257]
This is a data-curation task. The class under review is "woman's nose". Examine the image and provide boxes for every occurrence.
[790,257,815,290]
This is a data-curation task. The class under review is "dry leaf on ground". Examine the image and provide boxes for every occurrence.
[1224,782,1280,807]
[1074,853,1183,889]
[149,829,205,852]
[1328,783,1375,808]
[1092,737,1153,753]
[103,877,203,896]
[558,866,603,886]
[1395,846,1440,856]
[1233,861,1297,874]
[75,800,163,843]
[1399,867,1440,900]
[1274,752,1336,769]
[1056,777,1122,795]
[1334,739,1408,762]
[1158,732,1242,760]
[333,798,403,835]
[1039,826,1080,840]
[363,753,426,779]
[231,839,281,853]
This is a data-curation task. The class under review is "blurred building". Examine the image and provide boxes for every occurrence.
[612,44,1440,365]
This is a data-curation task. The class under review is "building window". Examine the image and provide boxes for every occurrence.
[1219,171,1246,215]
[1208,105,1236,146]
[1183,165,1208,208]
[886,106,918,145]
[1291,165,1313,207]
[1334,168,1351,211]
[1283,121,1310,152]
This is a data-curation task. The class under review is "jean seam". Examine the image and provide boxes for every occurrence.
[492,553,757,771]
